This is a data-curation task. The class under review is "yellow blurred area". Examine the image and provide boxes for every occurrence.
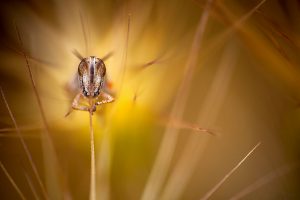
[0,0,300,200]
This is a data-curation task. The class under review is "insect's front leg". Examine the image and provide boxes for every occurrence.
[72,92,96,113]
[95,92,114,106]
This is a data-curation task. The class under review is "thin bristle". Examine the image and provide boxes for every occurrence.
[14,23,70,199]
[256,10,299,47]
[200,142,261,200]
[24,171,41,200]
[118,13,131,94]
[141,0,215,199]
[160,43,237,200]
[3,42,56,67]
[159,117,216,135]
[229,164,297,200]
[0,161,27,200]
[0,125,40,133]
[0,133,39,138]
[196,0,267,64]
[0,87,49,200]
[80,11,89,55]
[216,0,300,98]
[14,23,49,132]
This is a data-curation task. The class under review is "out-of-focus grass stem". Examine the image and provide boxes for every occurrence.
[14,23,69,200]
[161,43,237,200]
[0,87,48,200]
[200,142,261,200]
[229,164,298,200]
[24,171,41,200]
[141,0,214,199]
[0,161,27,200]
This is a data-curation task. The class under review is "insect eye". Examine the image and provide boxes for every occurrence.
[96,60,106,77]
[102,66,106,76]
[78,61,88,76]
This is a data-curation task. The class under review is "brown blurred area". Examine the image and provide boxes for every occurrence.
[0,0,300,199]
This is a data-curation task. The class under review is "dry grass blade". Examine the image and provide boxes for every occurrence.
[24,171,41,200]
[230,0,266,27]
[14,23,51,137]
[0,133,38,138]
[80,11,89,55]
[256,10,299,48]
[0,125,41,133]
[141,0,215,199]
[161,43,237,200]
[2,42,57,67]
[200,142,261,200]
[195,0,266,66]
[158,117,215,135]
[229,164,297,200]
[118,13,131,94]
[0,161,27,200]
[89,106,96,200]
[216,1,300,99]
[14,23,68,199]
[0,87,49,200]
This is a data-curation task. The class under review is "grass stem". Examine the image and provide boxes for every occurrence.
[89,101,96,200]
[0,87,48,200]
[0,161,27,200]
[200,142,261,200]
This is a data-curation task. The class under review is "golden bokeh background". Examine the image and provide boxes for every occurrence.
[0,0,300,199]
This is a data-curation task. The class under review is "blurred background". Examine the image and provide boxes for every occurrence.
[0,0,300,199]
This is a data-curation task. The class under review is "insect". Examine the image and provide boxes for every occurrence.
[67,55,114,115]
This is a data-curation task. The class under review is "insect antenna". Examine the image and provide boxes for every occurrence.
[117,13,131,94]
[101,51,114,61]
[79,11,89,55]
[72,49,84,60]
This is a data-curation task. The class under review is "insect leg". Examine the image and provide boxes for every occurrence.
[95,92,115,106]
[71,93,96,113]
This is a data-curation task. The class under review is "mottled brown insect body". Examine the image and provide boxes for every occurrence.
[78,56,106,98]
[67,55,114,116]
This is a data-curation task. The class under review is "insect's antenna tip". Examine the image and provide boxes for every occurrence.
[72,49,84,60]
[102,51,114,61]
